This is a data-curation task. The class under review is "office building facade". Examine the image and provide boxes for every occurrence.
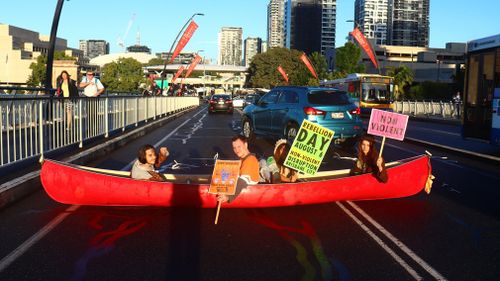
[268,0,286,48]
[285,0,336,55]
[387,0,430,47]
[79,39,109,59]
[354,0,389,45]
[244,37,263,66]
[218,27,243,66]
[0,24,83,85]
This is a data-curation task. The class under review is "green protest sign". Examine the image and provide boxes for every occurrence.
[284,120,334,175]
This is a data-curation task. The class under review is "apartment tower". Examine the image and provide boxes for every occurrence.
[267,0,286,48]
[218,27,243,66]
[387,0,430,47]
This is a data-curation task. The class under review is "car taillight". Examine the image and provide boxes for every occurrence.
[303,107,326,116]
[350,107,360,115]
[225,100,232,103]
[209,100,216,104]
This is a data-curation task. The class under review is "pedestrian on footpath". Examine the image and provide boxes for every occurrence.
[56,70,79,129]
[453,91,461,118]
[79,71,105,97]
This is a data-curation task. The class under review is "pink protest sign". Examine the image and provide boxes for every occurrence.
[367,109,409,141]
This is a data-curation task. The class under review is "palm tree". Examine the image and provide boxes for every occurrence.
[387,65,414,100]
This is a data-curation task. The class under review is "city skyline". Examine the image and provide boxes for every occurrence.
[0,0,499,62]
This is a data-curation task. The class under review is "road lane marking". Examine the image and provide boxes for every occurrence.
[346,201,448,281]
[0,106,207,273]
[382,141,500,181]
[0,205,80,273]
[335,202,423,280]
[123,106,207,170]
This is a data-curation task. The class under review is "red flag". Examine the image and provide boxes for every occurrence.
[351,27,378,69]
[300,53,318,79]
[184,55,202,78]
[170,21,199,63]
[277,65,289,83]
[171,66,185,84]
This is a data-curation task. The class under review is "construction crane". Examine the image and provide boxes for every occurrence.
[117,13,136,51]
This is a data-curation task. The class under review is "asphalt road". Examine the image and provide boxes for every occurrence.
[1,106,500,281]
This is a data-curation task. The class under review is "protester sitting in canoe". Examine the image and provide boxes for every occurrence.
[350,135,388,183]
[217,135,259,203]
[259,139,298,183]
[131,144,169,181]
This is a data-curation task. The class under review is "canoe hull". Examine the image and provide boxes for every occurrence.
[40,155,431,208]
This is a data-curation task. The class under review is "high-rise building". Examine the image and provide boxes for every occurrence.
[354,0,389,45]
[218,27,243,66]
[387,0,430,47]
[244,37,262,66]
[79,39,109,59]
[285,0,336,55]
[261,41,269,53]
[268,0,286,48]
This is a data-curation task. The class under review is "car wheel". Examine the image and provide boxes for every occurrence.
[242,118,255,140]
[285,123,299,143]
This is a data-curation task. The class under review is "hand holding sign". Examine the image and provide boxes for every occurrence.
[284,120,334,176]
[209,159,241,224]
[367,109,409,157]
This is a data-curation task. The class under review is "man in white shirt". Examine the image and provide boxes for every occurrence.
[79,71,104,97]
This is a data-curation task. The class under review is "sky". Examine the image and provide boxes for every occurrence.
[1,0,499,63]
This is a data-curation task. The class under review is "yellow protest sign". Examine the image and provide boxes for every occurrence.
[284,120,334,175]
[209,159,241,195]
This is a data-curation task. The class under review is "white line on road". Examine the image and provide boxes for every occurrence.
[0,106,207,273]
[382,141,500,181]
[0,205,80,273]
[122,106,207,170]
[335,202,424,280]
[347,201,448,281]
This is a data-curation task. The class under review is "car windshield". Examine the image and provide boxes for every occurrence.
[212,95,231,100]
[245,95,258,101]
[307,90,351,105]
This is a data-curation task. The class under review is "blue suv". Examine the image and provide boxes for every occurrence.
[241,86,363,146]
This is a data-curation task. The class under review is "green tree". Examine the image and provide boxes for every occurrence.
[248,47,326,88]
[334,42,365,77]
[26,51,75,86]
[101,57,145,92]
[386,65,414,100]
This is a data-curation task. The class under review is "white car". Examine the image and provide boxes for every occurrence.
[232,96,245,108]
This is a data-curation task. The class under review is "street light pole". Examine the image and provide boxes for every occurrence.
[159,13,204,94]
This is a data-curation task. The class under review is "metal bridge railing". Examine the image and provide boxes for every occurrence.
[0,89,199,167]
[393,100,462,119]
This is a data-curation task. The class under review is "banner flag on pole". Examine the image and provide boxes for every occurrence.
[277,65,289,83]
[300,53,318,79]
[184,55,202,79]
[351,27,379,69]
[171,66,185,84]
[170,21,199,63]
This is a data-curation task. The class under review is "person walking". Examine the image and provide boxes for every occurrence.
[56,70,79,129]
[453,91,461,118]
[79,71,105,97]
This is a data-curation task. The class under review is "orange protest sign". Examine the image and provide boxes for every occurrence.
[209,159,241,195]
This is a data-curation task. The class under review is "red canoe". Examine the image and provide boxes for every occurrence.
[40,155,432,208]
